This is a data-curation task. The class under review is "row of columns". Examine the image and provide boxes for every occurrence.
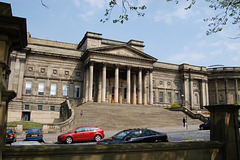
[84,62,153,105]
[214,78,239,104]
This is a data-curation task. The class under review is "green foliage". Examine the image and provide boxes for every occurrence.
[102,0,240,36]
[236,99,240,105]
[8,121,42,130]
[171,103,180,108]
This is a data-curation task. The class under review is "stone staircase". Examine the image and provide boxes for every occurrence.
[70,103,202,131]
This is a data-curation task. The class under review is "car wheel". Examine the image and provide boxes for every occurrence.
[94,135,102,142]
[65,137,73,144]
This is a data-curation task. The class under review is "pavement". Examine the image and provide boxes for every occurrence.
[15,124,200,144]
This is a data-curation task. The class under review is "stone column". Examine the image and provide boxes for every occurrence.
[85,68,89,102]
[143,72,147,105]
[132,73,136,105]
[205,105,240,160]
[138,68,142,105]
[206,80,209,106]
[102,63,106,102]
[16,58,25,99]
[97,70,102,103]
[114,64,119,103]
[215,79,219,104]
[88,62,94,102]
[189,78,194,109]
[126,66,131,104]
[235,79,239,102]
[8,56,16,90]
[149,69,153,105]
[201,79,206,107]
[225,78,228,104]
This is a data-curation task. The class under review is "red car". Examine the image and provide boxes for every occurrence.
[58,126,105,144]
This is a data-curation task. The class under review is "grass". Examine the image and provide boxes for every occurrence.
[7,121,42,130]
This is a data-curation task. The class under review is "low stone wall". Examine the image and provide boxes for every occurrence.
[2,141,223,160]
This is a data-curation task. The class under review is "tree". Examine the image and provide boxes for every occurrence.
[101,0,240,36]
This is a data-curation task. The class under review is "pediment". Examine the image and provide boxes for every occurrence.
[87,45,157,61]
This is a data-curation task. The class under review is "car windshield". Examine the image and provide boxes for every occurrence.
[6,129,12,134]
[112,130,131,140]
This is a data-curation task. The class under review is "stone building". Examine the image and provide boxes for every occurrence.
[8,32,210,123]
[208,66,240,105]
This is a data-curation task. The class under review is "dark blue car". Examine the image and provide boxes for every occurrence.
[26,128,43,142]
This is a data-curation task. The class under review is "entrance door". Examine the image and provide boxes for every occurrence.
[22,112,30,121]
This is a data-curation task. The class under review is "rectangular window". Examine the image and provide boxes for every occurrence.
[25,81,32,94]
[50,83,57,96]
[153,91,155,103]
[50,106,55,111]
[159,92,164,102]
[38,82,45,95]
[62,84,69,97]
[38,105,42,111]
[24,105,30,110]
[175,92,179,103]
[168,92,172,103]
[74,85,80,98]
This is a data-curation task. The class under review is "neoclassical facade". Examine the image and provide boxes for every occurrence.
[7,32,221,123]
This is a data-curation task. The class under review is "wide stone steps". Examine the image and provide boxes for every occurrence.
[70,102,202,131]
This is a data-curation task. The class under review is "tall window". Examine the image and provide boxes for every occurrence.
[74,85,80,98]
[159,92,164,102]
[153,91,155,103]
[25,81,32,94]
[38,82,45,95]
[63,84,69,97]
[175,92,179,103]
[50,83,57,96]
[167,92,172,103]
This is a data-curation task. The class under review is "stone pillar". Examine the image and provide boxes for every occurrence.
[143,72,147,105]
[225,78,229,104]
[149,69,153,105]
[205,105,240,160]
[206,80,209,106]
[97,70,102,103]
[138,68,142,105]
[182,77,188,107]
[8,56,16,90]
[132,73,136,105]
[214,79,219,104]
[85,68,89,102]
[126,66,131,104]
[114,64,119,103]
[17,58,25,99]
[189,78,194,109]
[235,79,239,102]
[201,79,206,107]
[88,62,94,102]
[102,63,106,102]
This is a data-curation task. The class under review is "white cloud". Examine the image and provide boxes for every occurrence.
[168,52,205,64]
[84,0,107,9]
[72,0,81,7]
[79,10,96,21]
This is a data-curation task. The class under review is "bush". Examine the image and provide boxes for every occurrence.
[171,103,180,108]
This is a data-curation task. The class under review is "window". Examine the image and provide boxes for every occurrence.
[159,92,164,102]
[74,85,80,98]
[38,105,42,111]
[24,105,30,110]
[50,106,55,111]
[175,93,179,103]
[153,91,155,103]
[50,83,57,96]
[167,92,172,103]
[38,82,45,95]
[25,81,32,94]
[62,84,69,97]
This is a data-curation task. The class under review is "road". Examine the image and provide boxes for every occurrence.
[10,125,210,145]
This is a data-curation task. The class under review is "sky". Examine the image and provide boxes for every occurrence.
[3,0,240,67]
